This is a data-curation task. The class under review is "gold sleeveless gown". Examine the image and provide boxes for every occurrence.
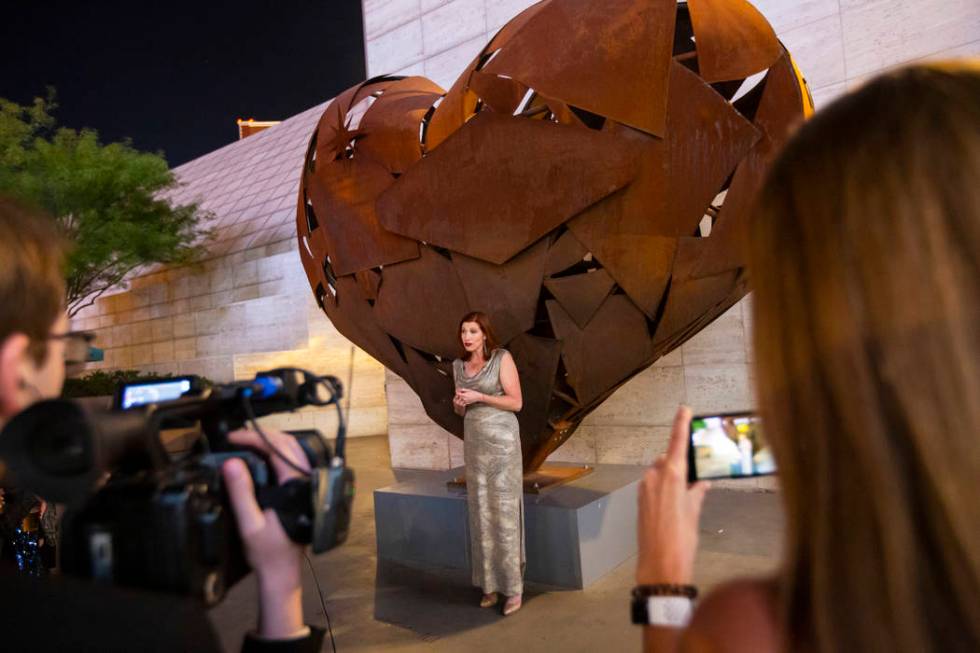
[453,348,525,596]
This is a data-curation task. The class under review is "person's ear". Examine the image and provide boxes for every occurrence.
[0,333,32,418]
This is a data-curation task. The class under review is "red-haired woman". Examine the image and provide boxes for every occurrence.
[453,311,525,615]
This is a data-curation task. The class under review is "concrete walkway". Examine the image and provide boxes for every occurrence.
[209,436,784,652]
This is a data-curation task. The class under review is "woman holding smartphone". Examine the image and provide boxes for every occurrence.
[453,311,525,616]
[634,62,980,652]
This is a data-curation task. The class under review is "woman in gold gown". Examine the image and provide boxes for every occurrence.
[452,311,525,615]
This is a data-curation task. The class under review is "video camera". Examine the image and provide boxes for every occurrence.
[0,368,354,605]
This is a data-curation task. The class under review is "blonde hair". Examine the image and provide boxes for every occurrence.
[749,62,980,652]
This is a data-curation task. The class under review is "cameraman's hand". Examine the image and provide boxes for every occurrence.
[222,428,310,640]
[636,406,710,586]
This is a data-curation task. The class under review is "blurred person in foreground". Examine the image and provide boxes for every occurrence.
[0,196,324,652]
[635,61,980,652]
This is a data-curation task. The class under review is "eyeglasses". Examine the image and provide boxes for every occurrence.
[48,330,100,365]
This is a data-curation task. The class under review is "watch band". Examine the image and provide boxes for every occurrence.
[631,595,694,627]
[632,583,698,599]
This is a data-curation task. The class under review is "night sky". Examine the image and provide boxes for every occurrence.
[0,1,366,166]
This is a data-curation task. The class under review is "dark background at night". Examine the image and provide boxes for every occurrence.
[0,0,366,166]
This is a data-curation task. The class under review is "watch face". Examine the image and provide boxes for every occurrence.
[632,596,694,626]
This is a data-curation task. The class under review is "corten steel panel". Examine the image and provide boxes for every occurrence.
[545,295,653,407]
[313,88,359,164]
[321,275,413,384]
[296,0,810,472]
[564,123,675,317]
[754,54,810,153]
[483,0,677,137]
[541,95,587,129]
[452,238,549,345]
[671,236,709,283]
[569,219,678,320]
[691,54,807,280]
[424,58,481,153]
[314,78,393,163]
[423,0,555,152]
[377,111,640,264]
[507,333,564,469]
[544,230,589,277]
[297,193,319,277]
[664,62,760,237]
[653,271,739,350]
[468,71,530,115]
[486,0,555,49]
[373,246,471,360]
[305,157,419,276]
[354,268,381,301]
[688,0,782,83]
[403,345,464,437]
[543,270,616,330]
[688,150,764,280]
[355,77,444,174]
[654,274,748,363]
[653,236,743,355]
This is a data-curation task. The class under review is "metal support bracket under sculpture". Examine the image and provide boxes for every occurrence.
[296,0,812,472]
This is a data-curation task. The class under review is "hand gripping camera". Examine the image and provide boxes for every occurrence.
[0,368,354,605]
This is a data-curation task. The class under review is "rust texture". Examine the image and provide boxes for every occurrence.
[297,0,811,471]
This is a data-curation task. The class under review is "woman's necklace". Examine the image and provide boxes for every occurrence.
[465,353,487,378]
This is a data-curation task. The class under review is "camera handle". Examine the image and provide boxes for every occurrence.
[256,478,312,540]
[254,464,354,554]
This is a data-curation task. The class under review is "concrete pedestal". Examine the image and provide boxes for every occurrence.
[374,463,644,589]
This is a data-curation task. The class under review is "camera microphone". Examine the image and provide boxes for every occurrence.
[243,375,283,400]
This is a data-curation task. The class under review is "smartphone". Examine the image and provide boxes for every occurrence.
[687,412,775,482]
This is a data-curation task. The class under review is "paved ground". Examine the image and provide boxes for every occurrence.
[210,436,784,652]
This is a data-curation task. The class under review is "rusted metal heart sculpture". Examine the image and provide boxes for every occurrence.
[297,0,812,471]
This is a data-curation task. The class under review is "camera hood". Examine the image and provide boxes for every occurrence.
[0,398,159,503]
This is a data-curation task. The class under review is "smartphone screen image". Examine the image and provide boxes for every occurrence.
[687,412,776,482]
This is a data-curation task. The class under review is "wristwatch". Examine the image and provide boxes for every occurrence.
[631,585,697,627]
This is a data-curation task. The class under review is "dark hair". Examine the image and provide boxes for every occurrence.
[749,62,980,653]
[457,311,499,361]
[0,197,67,365]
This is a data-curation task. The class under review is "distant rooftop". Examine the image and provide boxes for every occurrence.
[237,118,282,140]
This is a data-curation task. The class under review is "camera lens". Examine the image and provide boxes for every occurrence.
[31,415,93,475]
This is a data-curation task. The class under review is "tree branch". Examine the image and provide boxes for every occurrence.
[67,264,138,318]
[67,258,127,306]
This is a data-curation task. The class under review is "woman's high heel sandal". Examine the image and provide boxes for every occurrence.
[480,592,499,608]
[503,595,522,616]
